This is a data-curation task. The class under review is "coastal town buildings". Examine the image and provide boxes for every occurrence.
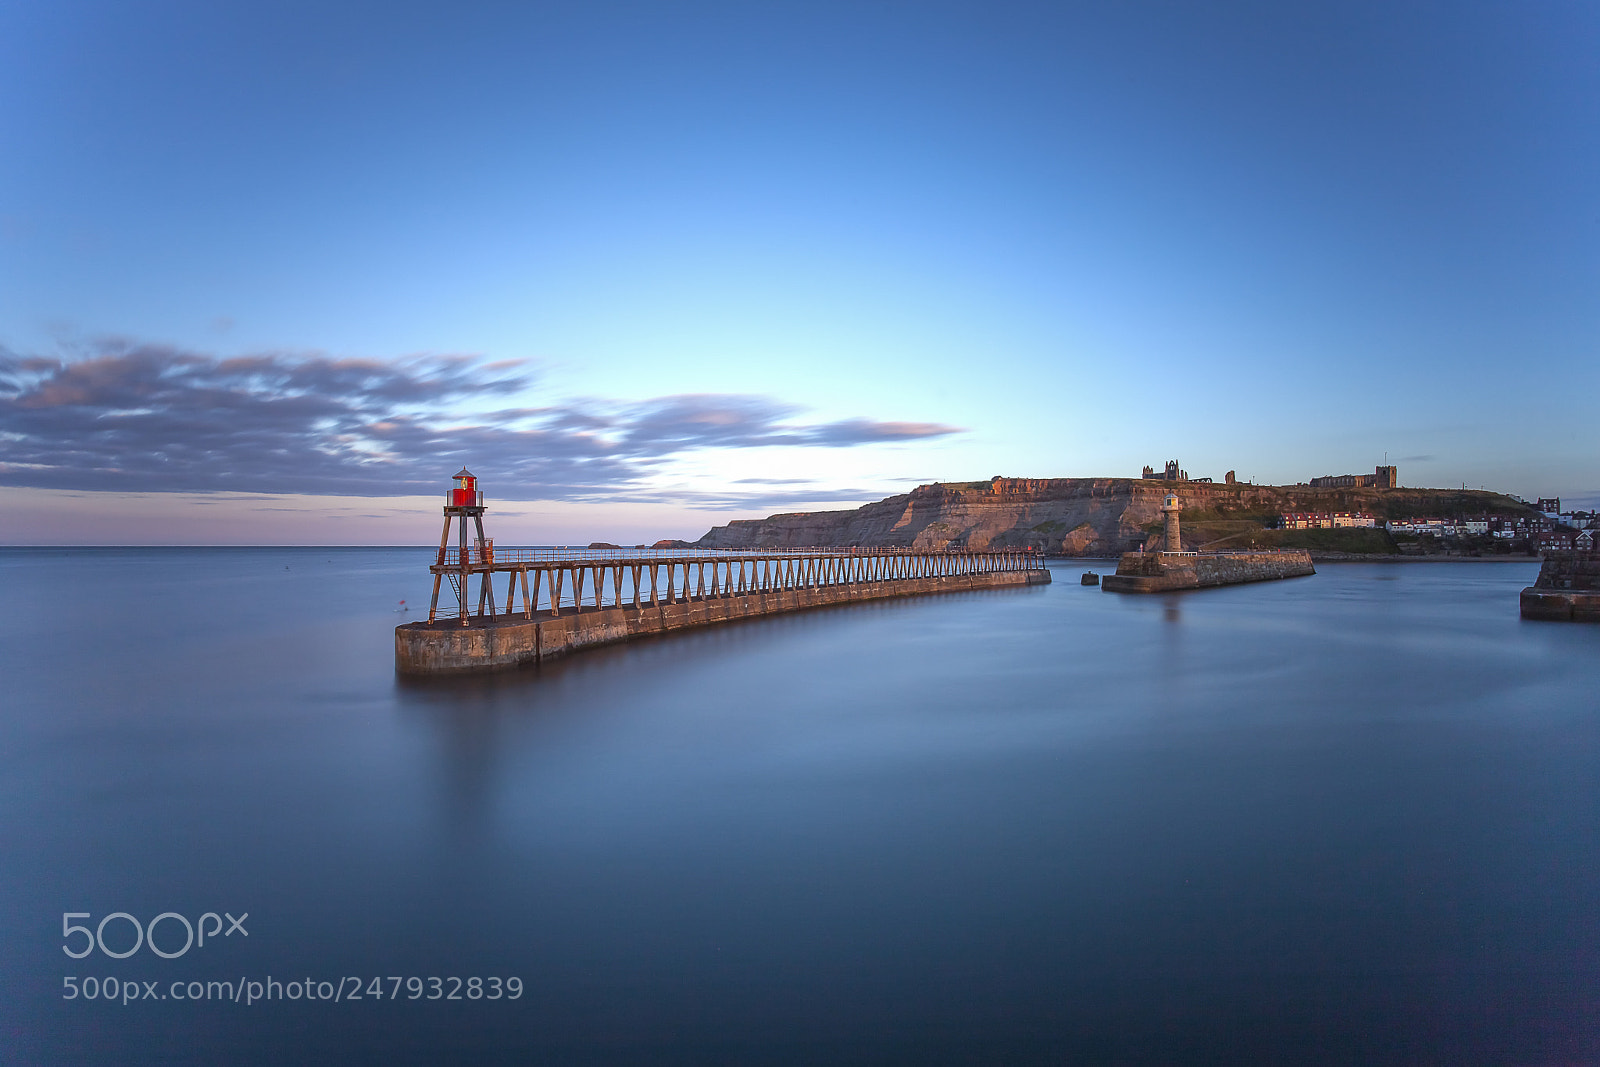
[1383,514,1546,539]
[1279,512,1380,530]
[1538,529,1580,553]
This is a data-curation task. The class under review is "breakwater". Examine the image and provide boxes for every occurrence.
[1101,550,1315,593]
[398,547,1049,674]
[1521,552,1600,622]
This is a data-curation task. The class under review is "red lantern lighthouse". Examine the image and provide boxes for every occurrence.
[429,468,492,625]
[450,468,478,508]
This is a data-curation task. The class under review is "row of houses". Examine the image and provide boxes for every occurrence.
[1385,516,1543,538]
[1274,511,1595,551]
[1276,513,1558,538]
[1539,528,1598,552]
[1278,512,1380,530]
[1530,498,1598,529]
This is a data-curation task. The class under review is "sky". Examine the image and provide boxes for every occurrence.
[1,1,1596,544]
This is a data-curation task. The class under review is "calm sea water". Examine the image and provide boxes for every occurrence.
[1,548,1596,1065]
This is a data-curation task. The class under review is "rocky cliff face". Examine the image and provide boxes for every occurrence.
[692,478,1536,556]
[696,478,1218,555]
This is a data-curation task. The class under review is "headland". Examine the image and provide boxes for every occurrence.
[691,465,1549,561]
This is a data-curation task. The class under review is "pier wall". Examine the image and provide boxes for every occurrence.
[397,568,1050,675]
[1521,552,1600,621]
[1102,550,1314,593]
[1520,589,1600,622]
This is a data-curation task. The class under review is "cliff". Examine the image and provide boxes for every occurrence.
[693,478,1538,557]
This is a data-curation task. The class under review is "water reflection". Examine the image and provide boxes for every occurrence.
[8,551,1593,1064]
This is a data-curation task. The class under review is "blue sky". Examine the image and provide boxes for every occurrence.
[2,1,1596,544]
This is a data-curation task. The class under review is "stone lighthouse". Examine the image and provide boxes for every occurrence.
[1161,492,1182,553]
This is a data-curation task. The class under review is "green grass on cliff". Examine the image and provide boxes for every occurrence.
[1249,527,1399,554]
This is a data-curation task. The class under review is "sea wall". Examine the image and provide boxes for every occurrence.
[1520,590,1600,622]
[1521,552,1600,621]
[397,569,1051,675]
[1101,550,1315,593]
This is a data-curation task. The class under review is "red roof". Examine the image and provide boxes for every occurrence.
[454,468,474,479]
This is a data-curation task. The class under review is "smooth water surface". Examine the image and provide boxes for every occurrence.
[1,549,1596,1064]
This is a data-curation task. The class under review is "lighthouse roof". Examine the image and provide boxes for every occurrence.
[454,467,474,478]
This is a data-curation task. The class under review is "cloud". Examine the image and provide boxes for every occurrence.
[0,340,960,501]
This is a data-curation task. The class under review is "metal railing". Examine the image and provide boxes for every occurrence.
[435,545,1047,567]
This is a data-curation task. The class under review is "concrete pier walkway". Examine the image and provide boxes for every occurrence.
[398,547,1050,674]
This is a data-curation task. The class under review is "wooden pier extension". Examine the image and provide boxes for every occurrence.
[396,546,1050,675]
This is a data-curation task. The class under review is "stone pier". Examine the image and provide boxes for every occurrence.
[1101,550,1315,593]
[1521,552,1600,622]
[398,547,1050,674]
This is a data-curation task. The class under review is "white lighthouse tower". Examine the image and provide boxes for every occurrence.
[1161,492,1183,553]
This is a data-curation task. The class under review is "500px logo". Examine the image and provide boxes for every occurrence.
[62,911,248,960]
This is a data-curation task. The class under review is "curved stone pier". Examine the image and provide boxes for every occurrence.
[397,568,1050,674]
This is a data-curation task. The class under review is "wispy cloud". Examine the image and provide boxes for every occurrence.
[0,340,960,500]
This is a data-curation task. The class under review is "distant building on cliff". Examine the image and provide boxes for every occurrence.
[1141,460,1187,482]
[1309,465,1398,489]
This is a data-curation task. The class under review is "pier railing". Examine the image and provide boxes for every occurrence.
[433,544,1010,566]
[425,546,1044,623]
